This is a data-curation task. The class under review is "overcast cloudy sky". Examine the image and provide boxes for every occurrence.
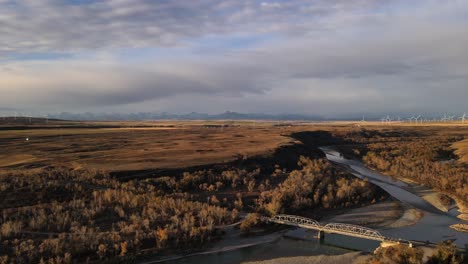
[1,0,467,117]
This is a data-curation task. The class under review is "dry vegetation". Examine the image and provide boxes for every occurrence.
[334,127,468,206]
[365,241,464,264]
[256,157,385,216]
[0,168,233,263]
[0,122,297,172]
[453,139,468,164]
[1,120,467,263]
[0,121,389,263]
[0,155,386,262]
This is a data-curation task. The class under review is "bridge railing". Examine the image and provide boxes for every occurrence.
[322,222,385,240]
[268,214,321,228]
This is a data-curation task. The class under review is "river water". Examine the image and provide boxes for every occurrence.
[322,148,468,247]
[148,148,468,263]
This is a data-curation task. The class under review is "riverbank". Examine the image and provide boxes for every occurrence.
[140,235,353,264]
[138,230,286,263]
[323,201,402,228]
[321,200,424,230]
[242,252,363,264]
[399,178,466,216]
[376,166,468,222]
[450,224,468,233]
[453,198,468,221]
[387,208,424,228]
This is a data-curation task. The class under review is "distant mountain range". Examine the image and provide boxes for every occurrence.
[4,111,462,122]
[46,111,325,121]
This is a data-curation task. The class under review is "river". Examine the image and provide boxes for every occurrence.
[322,147,468,247]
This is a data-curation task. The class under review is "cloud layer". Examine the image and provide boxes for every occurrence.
[0,0,385,53]
[1,0,467,116]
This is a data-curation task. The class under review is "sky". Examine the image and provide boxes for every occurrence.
[0,0,467,117]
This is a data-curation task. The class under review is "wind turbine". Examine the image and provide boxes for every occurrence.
[42,114,49,124]
[407,116,415,123]
[415,115,422,124]
[380,115,392,125]
[459,112,466,124]
[441,113,447,122]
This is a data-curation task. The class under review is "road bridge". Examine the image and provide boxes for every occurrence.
[264,214,410,247]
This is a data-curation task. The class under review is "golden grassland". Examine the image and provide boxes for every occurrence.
[0,122,300,172]
[1,119,467,173]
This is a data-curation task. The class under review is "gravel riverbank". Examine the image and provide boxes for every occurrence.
[242,252,363,264]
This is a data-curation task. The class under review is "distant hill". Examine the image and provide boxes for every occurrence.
[0,116,62,125]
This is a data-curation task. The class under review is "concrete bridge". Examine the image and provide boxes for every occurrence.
[263,214,411,247]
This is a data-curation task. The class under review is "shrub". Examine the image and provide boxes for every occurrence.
[240,213,260,233]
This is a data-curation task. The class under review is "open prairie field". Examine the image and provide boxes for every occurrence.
[0,120,308,172]
[1,119,467,173]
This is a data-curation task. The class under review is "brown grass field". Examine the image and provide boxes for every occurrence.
[0,120,468,171]
[1,119,467,173]
[1,119,468,172]
[0,120,299,172]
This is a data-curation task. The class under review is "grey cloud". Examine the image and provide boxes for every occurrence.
[0,59,270,109]
[1,1,467,115]
[0,0,386,53]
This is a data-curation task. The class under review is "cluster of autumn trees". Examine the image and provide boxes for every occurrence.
[368,241,464,264]
[256,157,386,215]
[151,168,265,194]
[341,130,467,205]
[0,168,233,263]
[0,141,386,263]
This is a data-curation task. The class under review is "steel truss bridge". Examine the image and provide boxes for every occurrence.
[264,214,402,243]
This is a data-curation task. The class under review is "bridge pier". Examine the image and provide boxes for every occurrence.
[317,230,324,242]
